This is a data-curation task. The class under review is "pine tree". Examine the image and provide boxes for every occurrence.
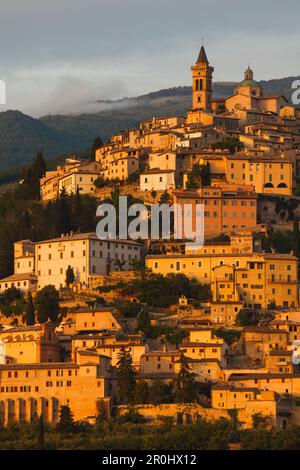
[201,162,211,186]
[35,285,60,323]
[136,309,151,336]
[56,405,75,433]
[73,188,82,231]
[25,292,35,325]
[175,350,198,402]
[116,349,136,403]
[90,136,103,160]
[293,219,300,258]
[57,188,72,234]
[38,414,45,449]
[65,265,75,287]
[32,151,47,179]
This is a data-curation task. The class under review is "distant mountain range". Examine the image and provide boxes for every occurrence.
[0,76,299,174]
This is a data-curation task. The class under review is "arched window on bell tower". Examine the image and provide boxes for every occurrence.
[200,79,203,91]
[195,79,199,91]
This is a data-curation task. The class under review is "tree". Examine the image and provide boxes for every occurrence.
[174,350,198,402]
[235,309,260,326]
[11,298,26,316]
[252,412,269,429]
[114,259,126,271]
[148,381,173,405]
[0,286,22,304]
[164,328,188,347]
[32,151,47,179]
[56,405,75,433]
[128,171,139,183]
[57,188,72,234]
[35,285,60,323]
[186,163,211,189]
[227,408,241,443]
[293,220,300,258]
[90,136,103,160]
[0,287,24,318]
[38,414,45,449]
[116,301,141,318]
[25,292,35,325]
[20,152,47,200]
[130,258,149,281]
[65,265,75,287]
[214,328,241,346]
[159,191,171,204]
[94,176,106,188]
[133,381,150,404]
[212,138,244,154]
[126,273,211,308]
[201,162,211,186]
[116,349,136,404]
[136,309,152,336]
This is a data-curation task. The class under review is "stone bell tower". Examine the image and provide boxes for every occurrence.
[191,45,214,111]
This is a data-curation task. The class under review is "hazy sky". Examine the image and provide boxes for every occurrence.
[0,0,299,116]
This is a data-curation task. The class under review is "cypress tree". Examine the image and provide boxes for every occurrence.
[25,292,35,325]
[38,414,45,450]
[65,265,75,287]
[116,349,136,403]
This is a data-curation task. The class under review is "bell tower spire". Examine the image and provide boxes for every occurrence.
[191,45,214,111]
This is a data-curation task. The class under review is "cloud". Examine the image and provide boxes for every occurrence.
[0,0,299,116]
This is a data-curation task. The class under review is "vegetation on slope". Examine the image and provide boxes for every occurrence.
[0,76,298,172]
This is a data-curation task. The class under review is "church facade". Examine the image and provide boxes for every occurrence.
[187,46,288,123]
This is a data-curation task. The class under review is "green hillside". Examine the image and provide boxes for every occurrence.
[0,77,298,174]
[0,110,75,169]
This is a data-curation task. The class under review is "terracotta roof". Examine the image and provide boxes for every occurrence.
[138,372,177,379]
[0,273,37,283]
[211,384,258,392]
[36,232,141,246]
[75,349,111,359]
[244,327,289,334]
[141,351,180,357]
[228,373,300,381]
[0,362,79,370]
[175,358,221,365]
[269,350,291,356]
[146,252,298,261]
[0,324,43,334]
[71,307,115,314]
[140,168,175,175]
[181,342,223,347]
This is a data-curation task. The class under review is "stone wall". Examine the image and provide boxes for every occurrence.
[117,401,277,429]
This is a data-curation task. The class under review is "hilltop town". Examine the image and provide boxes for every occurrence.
[1,45,300,446]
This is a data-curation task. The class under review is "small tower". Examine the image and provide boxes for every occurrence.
[191,45,214,111]
[244,66,254,81]
[236,65,263,98]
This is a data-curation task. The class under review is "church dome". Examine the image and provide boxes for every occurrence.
[239,79,260,88]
